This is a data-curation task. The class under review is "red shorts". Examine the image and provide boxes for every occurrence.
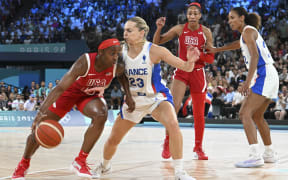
[174,67,207,93]
[48,88,99,118]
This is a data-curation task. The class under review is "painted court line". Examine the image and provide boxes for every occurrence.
[0,167,68,180]
[0,160,159,179]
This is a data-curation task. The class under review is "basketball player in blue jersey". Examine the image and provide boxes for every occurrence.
[91,16,200,180]
[207,7,279,168]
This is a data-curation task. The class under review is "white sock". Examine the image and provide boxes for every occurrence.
[264,144,274,152]
[102,158,111,169]
[173,159,183,174]
[249,144,261,158]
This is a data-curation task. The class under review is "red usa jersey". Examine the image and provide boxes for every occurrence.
[178,23,206,68]
[69,52,117,95]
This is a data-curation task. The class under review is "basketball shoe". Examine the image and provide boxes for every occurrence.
[91,162,112,179]
[193,147,208,160]
[235,155,264,168]
[12,159,30,180]
[162,136,171,159]
[263,149,278,163]
[235,144,265,168]
[175,170,196,180]
[71,158,92,178]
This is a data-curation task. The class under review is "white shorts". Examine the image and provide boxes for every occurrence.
[120,92,173,123]
[250,64,279,99]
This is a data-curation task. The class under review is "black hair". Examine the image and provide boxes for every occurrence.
[231,7,261,30]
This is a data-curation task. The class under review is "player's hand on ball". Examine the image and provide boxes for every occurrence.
[32,111,47,132]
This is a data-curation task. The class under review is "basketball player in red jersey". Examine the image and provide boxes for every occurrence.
[12,37,135,179]
[153,2,214,160]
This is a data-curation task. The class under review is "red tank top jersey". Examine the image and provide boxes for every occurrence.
[178,23,206,69]
[48,53,116,118]
[174,23,207,93]
[69,52,116,95]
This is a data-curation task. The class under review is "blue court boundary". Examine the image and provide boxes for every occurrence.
[140,122,288,130]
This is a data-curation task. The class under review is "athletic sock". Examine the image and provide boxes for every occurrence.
[173,159,183,173]
[102,158,111,169]
[77,150,89,161]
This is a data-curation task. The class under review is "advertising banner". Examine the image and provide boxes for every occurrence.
[0,43,66,53]
[0,110,120,127]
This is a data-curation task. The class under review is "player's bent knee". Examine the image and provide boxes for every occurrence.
[90,112,108,125]
[252,113,263,121]
[239,111,250,122]
[165,119,180,132]
[238,112,245,121]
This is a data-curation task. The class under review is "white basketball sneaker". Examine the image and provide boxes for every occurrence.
[91,162,112,179]
[235,155,264,168]
[175,171,196,180]
[263,149,278,163]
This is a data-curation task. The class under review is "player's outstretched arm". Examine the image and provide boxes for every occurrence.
[153,17,181,45]
[150,44,199,72]
[115,56,135,113]
[32,55,88,130]
[206,40,240,53]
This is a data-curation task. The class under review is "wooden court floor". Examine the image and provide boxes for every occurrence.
[0,126,288,180]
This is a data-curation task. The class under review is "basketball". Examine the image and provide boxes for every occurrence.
[35,120,64,149]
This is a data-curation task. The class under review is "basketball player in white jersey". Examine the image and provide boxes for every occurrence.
[91,16,200,180]
[207,7,279,168]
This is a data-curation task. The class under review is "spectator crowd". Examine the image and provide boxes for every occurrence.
[0,0,287,120]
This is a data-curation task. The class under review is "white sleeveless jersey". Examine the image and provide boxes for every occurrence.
[122,41,170,97]
[240,25,279,99]
[121,41,173,123]
[240,25,274,69]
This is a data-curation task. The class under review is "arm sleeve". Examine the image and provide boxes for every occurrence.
[198,52,215,64]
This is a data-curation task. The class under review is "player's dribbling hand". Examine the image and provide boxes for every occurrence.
[31,111,47,132]
[156,17,166,28]
[125,95,135,113]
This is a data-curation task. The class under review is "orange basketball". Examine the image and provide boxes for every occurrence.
[35,120,64,149]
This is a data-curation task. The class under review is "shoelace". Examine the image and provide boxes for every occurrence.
[92,163,105,174]
[78,160,91,171]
